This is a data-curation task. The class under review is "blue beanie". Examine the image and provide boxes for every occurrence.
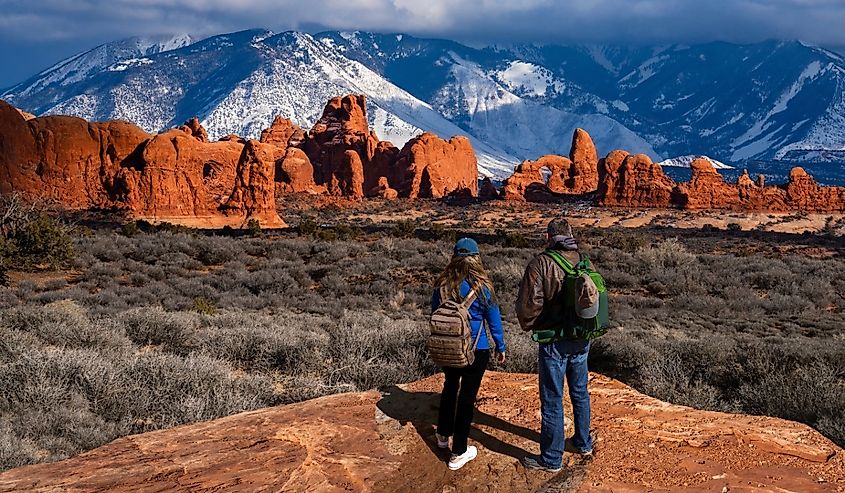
[454,237,480,257]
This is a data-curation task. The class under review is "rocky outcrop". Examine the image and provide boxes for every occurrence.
[276,147,321,195]
[369,176,399,199]
[113,129,245,218]
[674,157,742,209]
[599,153,676,207]
[785,167,845,211]
[221,140,285,228]
[502,129,601,200]
[305,94,377,198]
[1,372,841,493]
[595,153,845,211]
[0,100,151,209]
[479,177,499,200]
[260,116,305,148]
[392,133,478,199]
[178,117,208,142]
[568,128,599,193]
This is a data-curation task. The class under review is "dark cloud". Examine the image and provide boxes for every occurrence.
[2,0,845,86]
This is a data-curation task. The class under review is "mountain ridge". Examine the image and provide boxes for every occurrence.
[4,29,845,180]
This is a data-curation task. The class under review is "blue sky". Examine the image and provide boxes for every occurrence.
[2,0,845,87]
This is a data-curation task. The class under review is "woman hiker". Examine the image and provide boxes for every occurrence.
[430,237,506,470]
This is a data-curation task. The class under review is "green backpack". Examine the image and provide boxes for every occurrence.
[531,250,609,344]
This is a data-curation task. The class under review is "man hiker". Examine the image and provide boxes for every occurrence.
[516,217,596,473]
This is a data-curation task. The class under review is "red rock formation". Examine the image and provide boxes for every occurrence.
[392,133,478,199]
[369,176,398,199]
[0,100,151,209]
[114,129,245,218]
[305,94,377,196]
[785,167,845,212]
[327,150,365,198]
[178,117,208,142]
[368,141,400,195]
[675,158,742,209]
[597,149,630,199]
[501,155,571,201]
[479,177,499,200]
[568,128,599,193]
[599,153,676,207]
[259,116,305,148]
[501,129,600,200]
[1,372,841,493]
[275,147,320,194]
[222,140,285,227]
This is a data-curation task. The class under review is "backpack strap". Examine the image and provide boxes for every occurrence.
[438,285,450,307]
[544,249,577,276]
[459,283,481,309]
[576,252,591,270]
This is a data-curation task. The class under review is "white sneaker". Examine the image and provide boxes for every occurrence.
[435,433,450,449]
[448,445,478,470]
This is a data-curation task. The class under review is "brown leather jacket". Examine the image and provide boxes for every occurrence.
[516,249,581,332]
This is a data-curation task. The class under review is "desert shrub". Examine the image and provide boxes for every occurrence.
[390,220,417,238]
[497,229,529,248]
[429,223,457,242]
[247,219,262,236]
[191,297,217,315]
[3,221,845,472]
[4,213,75,269]
[120,221,140,237]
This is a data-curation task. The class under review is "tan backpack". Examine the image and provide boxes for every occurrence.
[428,284,484,368]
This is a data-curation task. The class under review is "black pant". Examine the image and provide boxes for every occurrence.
[437,350,490,455]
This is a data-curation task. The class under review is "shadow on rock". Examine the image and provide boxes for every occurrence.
[376,385,539,461]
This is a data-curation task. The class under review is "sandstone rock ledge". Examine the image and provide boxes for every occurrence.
[0,372,841,493]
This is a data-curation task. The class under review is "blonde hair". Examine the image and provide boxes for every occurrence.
[434,254,496,303]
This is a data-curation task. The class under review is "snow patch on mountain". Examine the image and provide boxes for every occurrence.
[659,155,733,169]
[437,52,659,162]
[495,61,561,97]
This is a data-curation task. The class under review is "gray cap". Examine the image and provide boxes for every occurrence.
[575,273,600,319]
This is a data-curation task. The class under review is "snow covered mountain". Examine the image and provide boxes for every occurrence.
[4,30,845,181]
[1,30,520,177]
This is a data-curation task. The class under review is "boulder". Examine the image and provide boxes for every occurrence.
[392,133,478,199]
[369,176,399,200]
[222,140,285,228]
[276,147,321,195]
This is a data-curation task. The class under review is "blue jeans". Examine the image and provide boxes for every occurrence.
[539,340,591,468]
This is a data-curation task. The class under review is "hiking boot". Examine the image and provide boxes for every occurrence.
[565,429,598,458]
[522,455,562,473]
[448,445,477,470]
[435,433,450,450]
[564,440,593,458]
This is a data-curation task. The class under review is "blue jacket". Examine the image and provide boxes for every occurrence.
[431,280,506,352]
